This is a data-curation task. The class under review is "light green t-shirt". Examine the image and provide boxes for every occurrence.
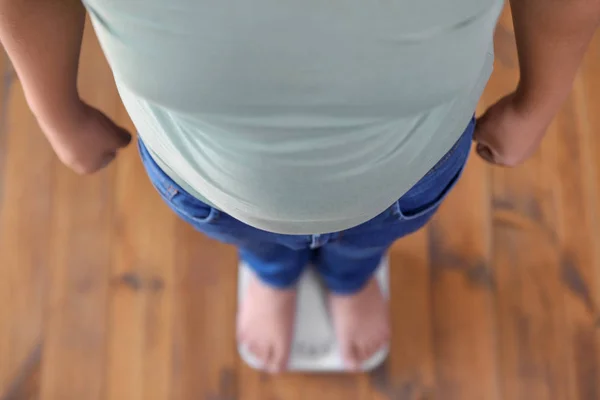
[84,0,503,234]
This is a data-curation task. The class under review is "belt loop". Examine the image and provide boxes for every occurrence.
[310,234,321,249]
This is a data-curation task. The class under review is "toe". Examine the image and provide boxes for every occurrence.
[264,346,279,374]
[267,344,288,374]
[360,341,376,361]
[372,334,385,347]
[249,342,267,364]
[362,331,390,360]
[369,338,387,358]
[275,346,290,372]
[359,340,375,362]
[342,342,361,371]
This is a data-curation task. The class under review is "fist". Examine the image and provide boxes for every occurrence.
[45,102,132,175]
[474,92,550,167]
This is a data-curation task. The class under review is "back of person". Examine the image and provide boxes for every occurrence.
[84,0,504,234]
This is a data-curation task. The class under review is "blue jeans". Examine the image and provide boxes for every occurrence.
[138,118,475,294]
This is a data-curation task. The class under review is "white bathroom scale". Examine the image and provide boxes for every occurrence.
[237,257,390,372]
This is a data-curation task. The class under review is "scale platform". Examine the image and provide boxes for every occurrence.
[237,257,389,372]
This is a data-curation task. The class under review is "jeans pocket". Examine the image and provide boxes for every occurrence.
[138,138,219,224]
[163,189,220,224]
[392,162,466,221]
[391,117,474,221]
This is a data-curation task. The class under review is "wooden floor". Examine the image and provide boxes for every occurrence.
[1,6,600,400]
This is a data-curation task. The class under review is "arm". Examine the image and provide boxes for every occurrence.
[0,0,130,174]
[474,0,600,166]
[512,0,600,119]
[0,0,85,130]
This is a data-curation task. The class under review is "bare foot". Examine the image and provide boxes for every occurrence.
[237,273,297,373]
[329,278,390,370]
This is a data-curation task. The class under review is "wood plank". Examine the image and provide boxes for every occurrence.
[0,343,42,400]
[39,159,114,400]
[169,222,238,400]
[0,67,53,400]
[426,151,499,400]
[370,229,435,400]
[576,29,600,400]
[239,367,363,400]
[300,374,361,400]
[238,368,304,400]
[0,49,10,199]
[491,136,573,400]
[553,48,600,399]
[104,143,176,400]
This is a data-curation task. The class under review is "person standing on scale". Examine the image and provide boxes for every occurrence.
[1,0,599,373]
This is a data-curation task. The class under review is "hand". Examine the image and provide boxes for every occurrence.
[42,102,132,175]
[474,92,551,167]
